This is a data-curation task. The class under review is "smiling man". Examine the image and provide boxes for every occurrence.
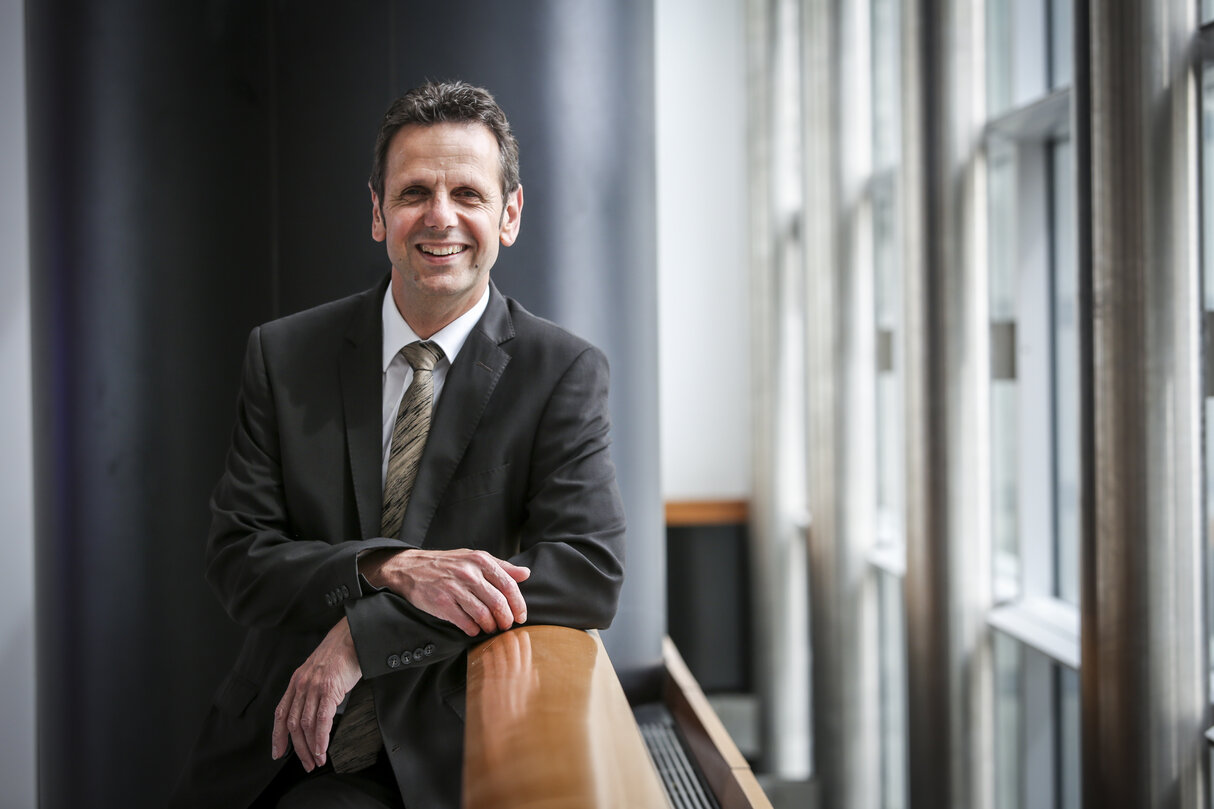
[170,81,627,809]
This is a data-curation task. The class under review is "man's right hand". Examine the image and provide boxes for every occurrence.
[359,548,529,636]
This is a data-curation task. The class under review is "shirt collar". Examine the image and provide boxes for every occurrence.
[381,284,491,372]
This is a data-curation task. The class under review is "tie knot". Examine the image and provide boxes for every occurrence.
[401,341,444,373]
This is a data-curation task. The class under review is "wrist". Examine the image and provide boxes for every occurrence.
[357,549,397,589]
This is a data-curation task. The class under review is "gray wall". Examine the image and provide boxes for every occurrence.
[26,2,661,806]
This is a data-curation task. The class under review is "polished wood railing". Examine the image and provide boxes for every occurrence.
[463,625,669,808]
[463,625,772,809]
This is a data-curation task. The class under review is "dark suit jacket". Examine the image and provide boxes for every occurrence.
[171,279,626,808]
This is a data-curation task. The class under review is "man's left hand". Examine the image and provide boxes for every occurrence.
[271,616,362,771]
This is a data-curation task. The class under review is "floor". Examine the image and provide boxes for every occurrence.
[708,693,817,808]
[757,776,818,809]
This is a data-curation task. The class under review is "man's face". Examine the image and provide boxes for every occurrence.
[371,122,523,316]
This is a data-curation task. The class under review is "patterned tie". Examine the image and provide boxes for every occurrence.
[329,340,444,773]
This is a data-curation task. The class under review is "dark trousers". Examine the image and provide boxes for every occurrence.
[253,750,405,809]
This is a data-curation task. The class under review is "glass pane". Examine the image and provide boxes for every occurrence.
[878,572,908,809]
[988,142,1018,321]
[1204,0,1214,26]
[1058,667,1081,809]
[1049,0,1072,90]
[1051,138,1079,605]
[874,178,902,533]
[986,0,1013,116]
[995,634,1080,809]
[871,0,901,171]
[988,0,1050,115]
[994,633,1024,809]
[872,0,902,542]
[989,141,1021,600]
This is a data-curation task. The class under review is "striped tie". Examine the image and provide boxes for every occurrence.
[329,340,444,773]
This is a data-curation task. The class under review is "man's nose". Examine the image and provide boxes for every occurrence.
[423,194,457,230]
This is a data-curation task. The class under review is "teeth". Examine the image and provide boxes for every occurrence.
[420,244,465,256]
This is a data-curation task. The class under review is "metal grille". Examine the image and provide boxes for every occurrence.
[635,704,720,809]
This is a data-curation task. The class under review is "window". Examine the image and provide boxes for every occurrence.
[868,0,908,805]
[985,0,1080,806]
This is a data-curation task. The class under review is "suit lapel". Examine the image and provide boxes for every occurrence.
[399,285,514,546]
[340,280,390,539]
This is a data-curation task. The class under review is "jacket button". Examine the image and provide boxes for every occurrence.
[413,647,424,660]
[324,594,334,606]
[341,585,350,597]
[387,654,401,669]
[402,651,412,664]
[424,643,436,656]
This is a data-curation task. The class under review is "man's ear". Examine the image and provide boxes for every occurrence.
[370,185,386,242]
[499,185,524,246]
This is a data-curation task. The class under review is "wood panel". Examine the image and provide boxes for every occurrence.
[665,499,750,526]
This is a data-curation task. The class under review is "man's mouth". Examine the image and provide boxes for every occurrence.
[418,244,467,257]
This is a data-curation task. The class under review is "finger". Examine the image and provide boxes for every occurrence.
[433,588,484,636]
[314,698,338,766]
[453,593,495,636]
[459,587,502,634]
[482,563,528,626]
[287,693,316,771]
[291,724,316,771]
[500,561,531,582]
[300,681,323,762]
[272,682,295,759]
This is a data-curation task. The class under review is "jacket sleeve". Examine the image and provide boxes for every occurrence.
[205,327,410,633]
[345,345,626,678]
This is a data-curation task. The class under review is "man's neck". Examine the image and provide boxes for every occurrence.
[391,284,487,340]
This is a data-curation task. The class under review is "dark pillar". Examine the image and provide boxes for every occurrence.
[27,2,274,805]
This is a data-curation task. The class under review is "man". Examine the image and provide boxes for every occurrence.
[171,81,627,808]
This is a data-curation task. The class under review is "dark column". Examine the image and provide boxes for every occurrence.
[29,2,661,806]
[27,2,274,806]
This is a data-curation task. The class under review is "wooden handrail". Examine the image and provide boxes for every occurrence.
[463,625,669,808]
